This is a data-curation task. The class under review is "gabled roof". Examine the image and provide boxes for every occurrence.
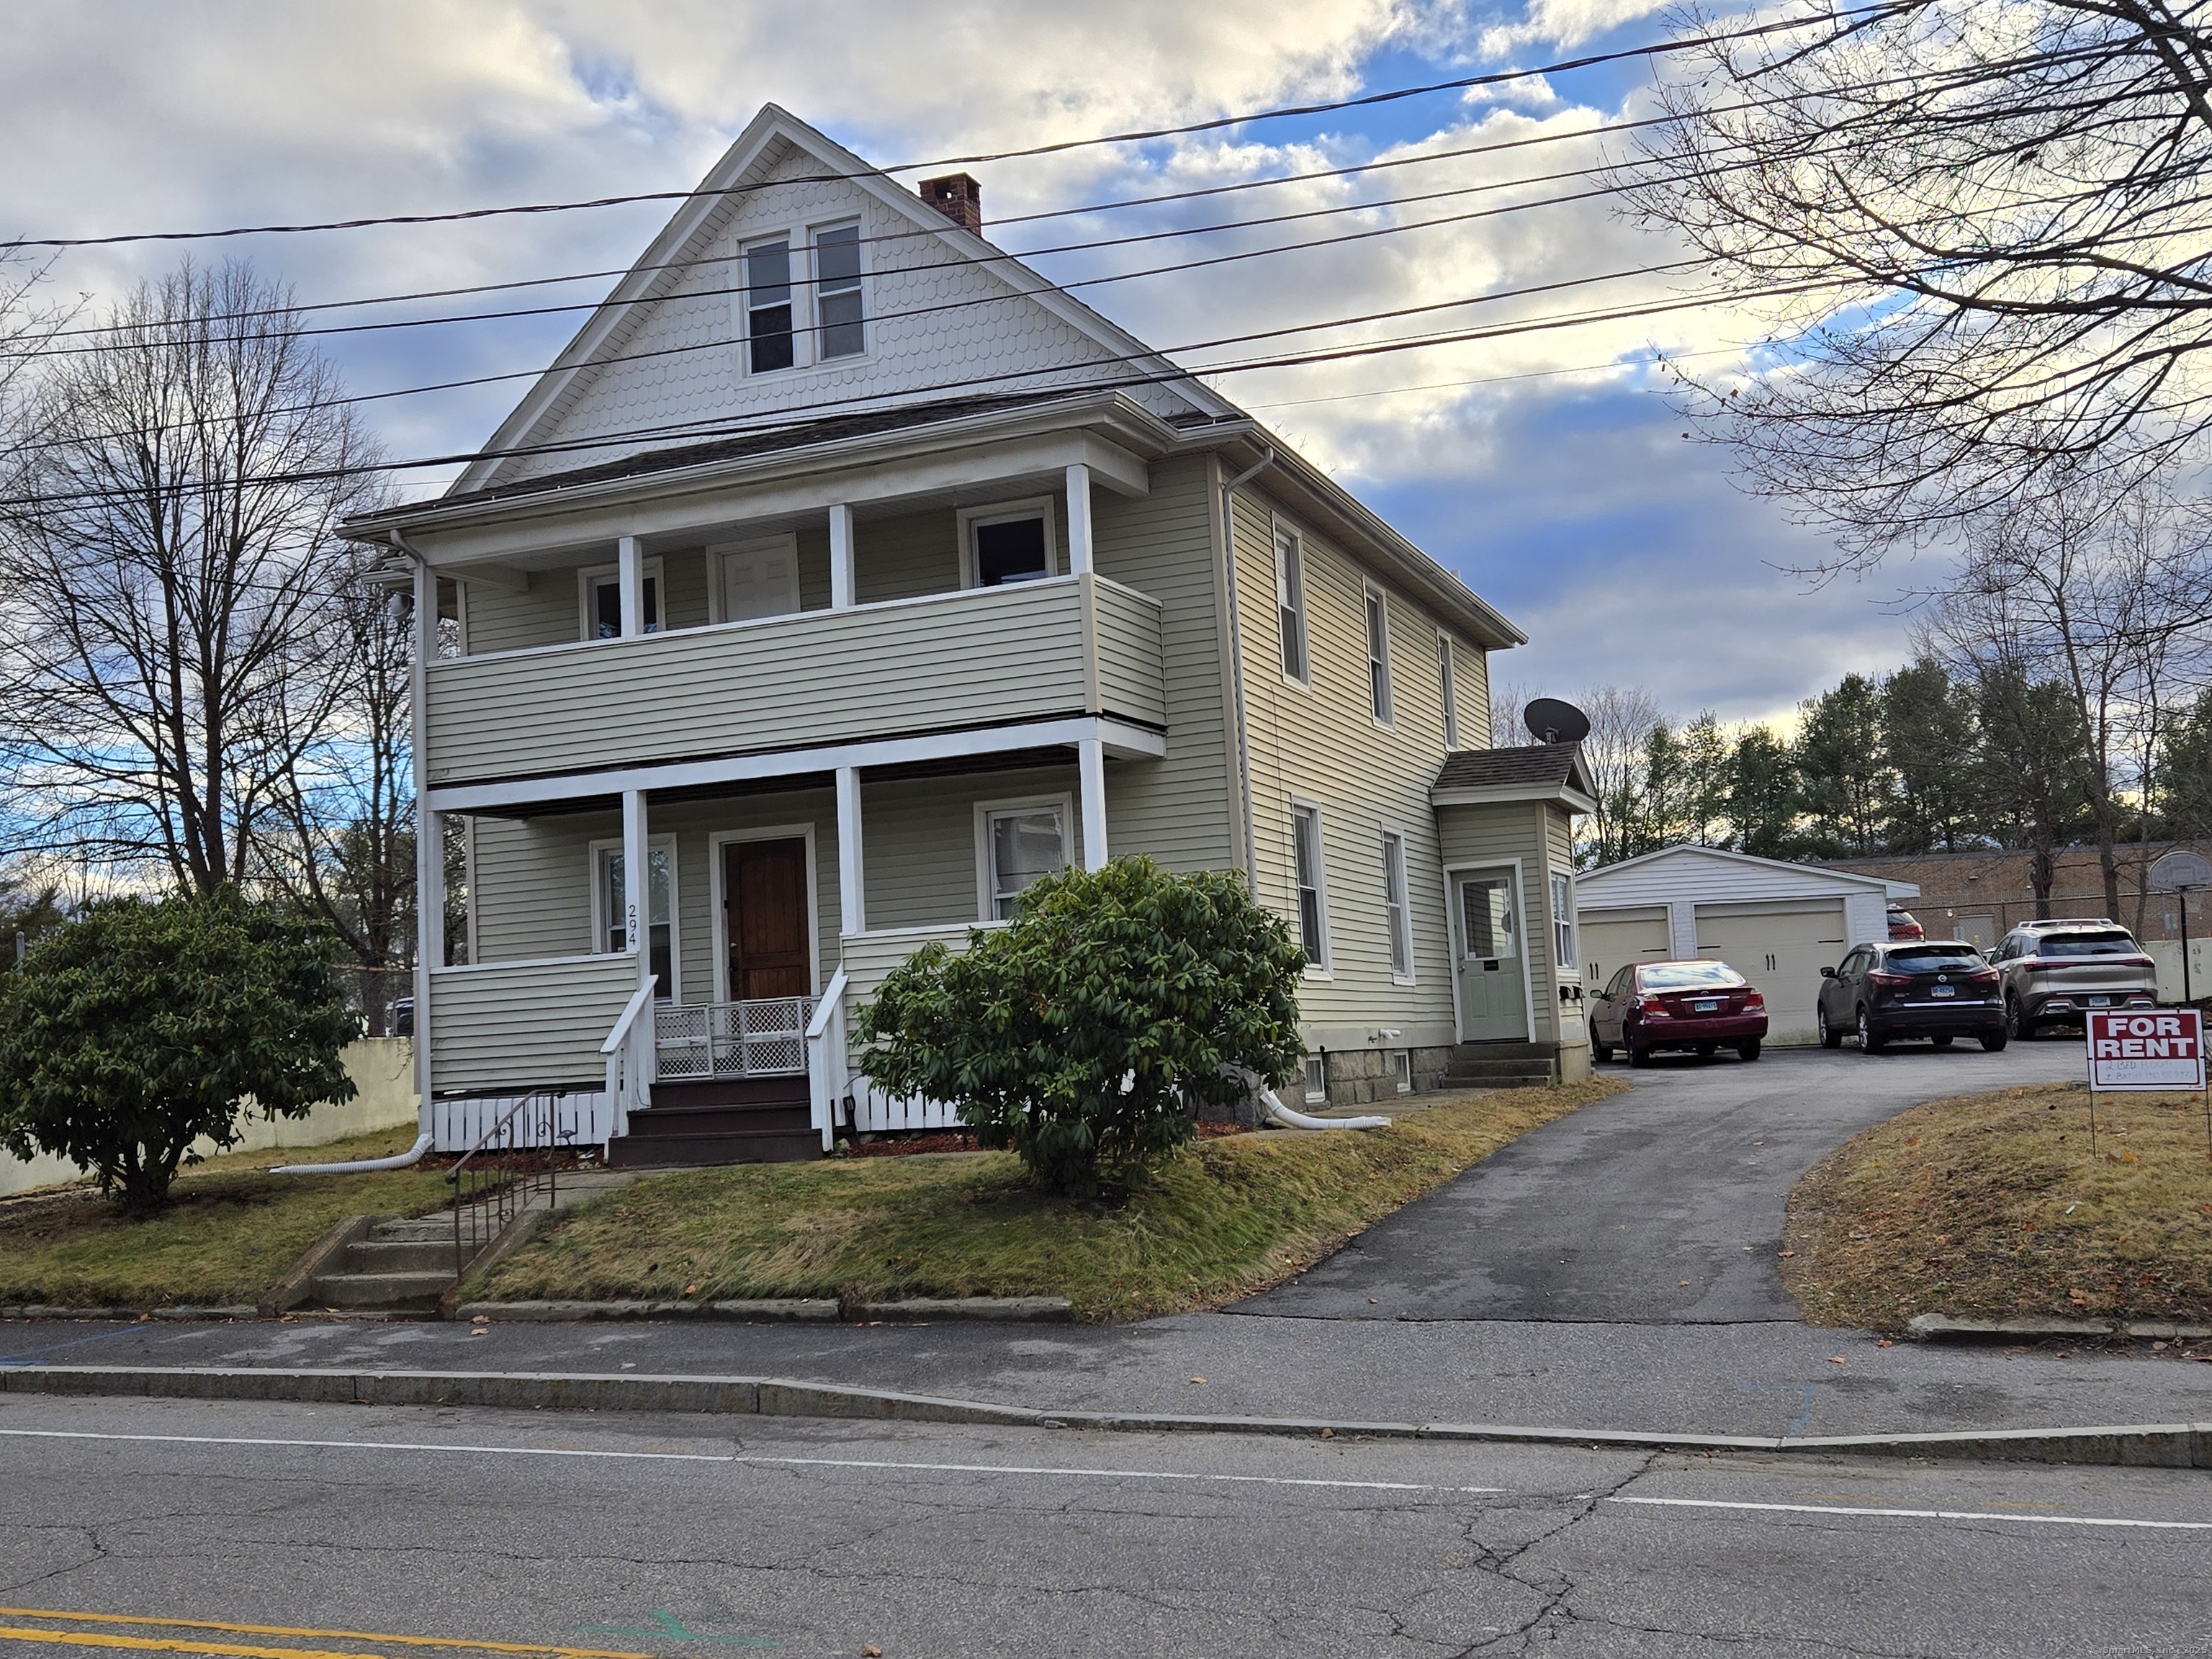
[452,104,1233,496]
[1577,842,1917,898]
[1431,743,1596,810]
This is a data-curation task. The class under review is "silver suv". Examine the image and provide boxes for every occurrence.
[1991,919,2159,1039]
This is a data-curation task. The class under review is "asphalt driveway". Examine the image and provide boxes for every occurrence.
[1234,1039,2088,1325]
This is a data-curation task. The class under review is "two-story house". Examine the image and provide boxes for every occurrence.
[347,105,1596,1165]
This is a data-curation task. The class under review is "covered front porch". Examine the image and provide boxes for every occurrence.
[417,734,1143,1157]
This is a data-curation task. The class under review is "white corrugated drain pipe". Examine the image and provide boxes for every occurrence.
[1260,1088,1389,1132]
[271,1133,433,1176]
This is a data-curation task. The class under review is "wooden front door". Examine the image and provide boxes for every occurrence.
[724,838,811,999]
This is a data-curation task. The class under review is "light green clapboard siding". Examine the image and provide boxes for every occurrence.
[426,578,1125,783]
[464,572,581,656]
[1230,484,1493,1038]
[1434,800,1561,1043]
[863,765,1082,930]
[1089,455,1236,873]
[428,951,640,1092]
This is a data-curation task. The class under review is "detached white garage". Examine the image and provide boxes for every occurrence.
[1574,847,1915,1041]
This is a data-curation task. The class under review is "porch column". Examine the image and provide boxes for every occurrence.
[621,788,650,989]
[836,765,866,933]
[1078,737,1108,872]
[410,558,443,1112]
[617,535,645,637]
[829,503,855,609]
[1064,464,1093,577]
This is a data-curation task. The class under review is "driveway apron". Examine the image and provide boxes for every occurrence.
[1233,1043,2087,1324]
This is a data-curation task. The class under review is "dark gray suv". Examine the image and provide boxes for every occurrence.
[1990,920,2159,1040]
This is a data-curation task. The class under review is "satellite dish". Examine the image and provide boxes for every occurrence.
[1524,697,1591,745]
[2150,850,2212,891]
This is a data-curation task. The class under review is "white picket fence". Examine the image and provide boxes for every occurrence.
[428,1089,619,1154]
[847,1079,963,1136]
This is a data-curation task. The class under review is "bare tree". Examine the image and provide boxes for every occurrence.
[1625,1,2212,567]
[256,554,416,1027]
[1487,677,1535,750]
[1921,477,2212,920]
[1578,683,1667,866]
[0,260,384,892]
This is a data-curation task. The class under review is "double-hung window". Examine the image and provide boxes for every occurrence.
[1274,527,1308,683]
[983,803,1066,920]
[582,561,661,639]
[963,500,1057,588]
[1438,635,1460,748]
[1382,831,1413,981]
[1291,804,1328,968]
[595,842,675,999]
[814,225,865,359]
[1364,587,1393,724]
[746,238,796,374]
[1551,871,1575,971]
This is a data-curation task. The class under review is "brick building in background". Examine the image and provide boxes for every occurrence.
[1818,843,2212,951]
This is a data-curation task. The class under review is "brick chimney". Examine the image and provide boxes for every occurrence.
[919,174,983,235]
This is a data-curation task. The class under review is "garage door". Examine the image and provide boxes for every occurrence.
[1578,906,1671,989]
[1694,901,1848,1040]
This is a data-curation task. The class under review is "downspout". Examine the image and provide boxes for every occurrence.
[274,1133,433,1176]
[392,530,436,1133]
[1218,446,1274,898]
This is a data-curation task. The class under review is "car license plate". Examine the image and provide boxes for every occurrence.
[1692,999,1719,1012]
[2088,994,2112,1007]
[1930,984,1956,999]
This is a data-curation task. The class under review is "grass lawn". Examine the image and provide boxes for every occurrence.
[473,1077,1624,1321]
[0,1127,454,1310]
[1784,1081,2212,1331]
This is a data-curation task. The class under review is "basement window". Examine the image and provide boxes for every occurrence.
[1393,1051,1413,1094]
[1303,1053,1328,1105]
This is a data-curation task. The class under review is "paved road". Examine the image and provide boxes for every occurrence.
[3,1392,2208,1658]
[1240,1040,2087,1323]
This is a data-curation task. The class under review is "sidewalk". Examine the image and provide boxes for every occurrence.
[4,1307,2208,1443]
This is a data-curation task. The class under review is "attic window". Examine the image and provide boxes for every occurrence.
[746,239,795,374]
[815,225,865,359]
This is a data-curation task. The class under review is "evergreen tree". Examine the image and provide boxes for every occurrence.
[1794,674,1897,856]
[1882,660,1982,852]
[1727,727,1802,858]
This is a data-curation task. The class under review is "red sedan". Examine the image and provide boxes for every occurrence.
[1589,959,1768,1066]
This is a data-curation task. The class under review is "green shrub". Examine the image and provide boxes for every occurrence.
[856,858,1304,1196]
[0,887,361,1212]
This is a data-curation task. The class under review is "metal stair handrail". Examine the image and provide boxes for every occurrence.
[445,1088,572,1280]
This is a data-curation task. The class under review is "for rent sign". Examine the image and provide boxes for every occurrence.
[2086,1009,2206,1092]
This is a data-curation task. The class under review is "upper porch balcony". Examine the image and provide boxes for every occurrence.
[408,440,1174,794]
[424,570,1164,789]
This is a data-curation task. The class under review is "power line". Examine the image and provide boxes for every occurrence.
[4,2,1915,251]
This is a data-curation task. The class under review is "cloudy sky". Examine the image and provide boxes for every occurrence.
[0,0,1928,730]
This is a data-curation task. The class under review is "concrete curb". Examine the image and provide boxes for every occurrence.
[1,1295,1074,1326]
[1,1363,2207,1468]
[1907,1313,2212,1342]
[457,1299,842,1323]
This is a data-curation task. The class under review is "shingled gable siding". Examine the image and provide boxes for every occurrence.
[1230,485,1476,1045]
[1090,455,1236,872]
[493,142,1195,493]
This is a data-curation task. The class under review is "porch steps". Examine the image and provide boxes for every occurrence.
[304,1218,455,1313]
[1441,1040,1559,1089]
[607,1076,820,1168]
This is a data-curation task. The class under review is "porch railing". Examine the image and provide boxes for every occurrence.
[657,996,818,1081]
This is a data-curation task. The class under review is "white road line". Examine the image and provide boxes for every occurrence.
[1610,1495,2212,1530]
[0,1429,1498,1494]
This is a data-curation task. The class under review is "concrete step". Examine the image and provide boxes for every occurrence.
[1444,1064,1555,1088]
[606,1129,821,1168]
[307,1270,451,1310]
[369,1219,453,1244]
[344,1238,455,1275]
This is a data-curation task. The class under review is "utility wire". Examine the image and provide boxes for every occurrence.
[4,2,1915,250]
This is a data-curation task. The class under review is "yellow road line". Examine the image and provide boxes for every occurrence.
[0,1627,390,1659]
[0,1615,648,1659]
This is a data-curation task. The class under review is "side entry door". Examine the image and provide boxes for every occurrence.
[1453,868,1531,1043]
